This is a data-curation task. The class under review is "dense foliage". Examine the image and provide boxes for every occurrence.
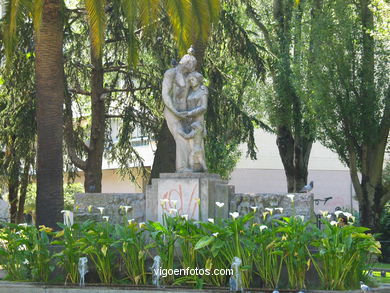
[0,203,380,290]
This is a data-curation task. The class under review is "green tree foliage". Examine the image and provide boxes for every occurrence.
[307,0,389,231]
[243,0,316,192]
[0,22,36,223]
[203,3,268,178]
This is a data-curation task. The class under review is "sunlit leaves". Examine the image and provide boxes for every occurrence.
[85,0,107,57]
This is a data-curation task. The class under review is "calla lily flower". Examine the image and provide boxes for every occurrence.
[287,194,295,202]
[275,207,283,213]
[230,212,239,219]
[216,202,224,208]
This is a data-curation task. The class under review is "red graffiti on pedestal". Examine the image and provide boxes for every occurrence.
[161,183,199,219]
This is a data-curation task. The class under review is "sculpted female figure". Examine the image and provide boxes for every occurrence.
[162,52,197,172]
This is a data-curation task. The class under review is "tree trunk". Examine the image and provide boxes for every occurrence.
[276,126,312,192]
[64,44,105,193]
[17,160,31,223]
[356,172,388,232]
[84,49,105,193]
[150,120,176,181]
[276,125,295,192]
[293,134,312,191]
[35,0,64,228]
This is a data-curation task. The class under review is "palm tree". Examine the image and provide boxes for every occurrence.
[34,0,65,228]
[3,0,220,226]
[3,0,65,228]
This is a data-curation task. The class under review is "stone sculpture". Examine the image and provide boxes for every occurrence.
[162,48,208,172]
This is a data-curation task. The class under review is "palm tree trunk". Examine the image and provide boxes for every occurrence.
[35,0,64,228]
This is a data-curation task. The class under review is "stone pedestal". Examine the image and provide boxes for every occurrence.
[0,199,9,223]
[146,173,234,222]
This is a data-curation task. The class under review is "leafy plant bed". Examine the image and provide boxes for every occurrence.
[0,206,382,291]
[0,282,389,293]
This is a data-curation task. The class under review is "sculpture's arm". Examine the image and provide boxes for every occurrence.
[162,70,178,114]
[162,70,188,119]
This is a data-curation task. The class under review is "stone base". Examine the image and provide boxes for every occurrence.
[146,173,234,222]
[75,193,145,224]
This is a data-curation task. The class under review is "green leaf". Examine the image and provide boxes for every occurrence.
[195,236,214,250]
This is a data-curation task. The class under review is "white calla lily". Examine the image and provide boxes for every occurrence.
[230,212,239,219]
[275,207,283,213]
[123,205,132,213]
[216,202,225,208]
[287,194,295,202]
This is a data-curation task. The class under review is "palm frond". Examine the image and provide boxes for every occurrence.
[206,0,220,23]
[84,0,106,57]
[139,0,160,29]
[32,0,44,36]
[2,0,23,61]
[165,0,192,55]
[190,0,210,43]
[127,32,139,68]
[120,0,139,67]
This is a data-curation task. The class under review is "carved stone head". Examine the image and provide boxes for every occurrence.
[179,54,197,73]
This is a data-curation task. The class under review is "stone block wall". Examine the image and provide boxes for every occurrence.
[75,193,145,224]
[74,192,314,224]
[230,193,314,222]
